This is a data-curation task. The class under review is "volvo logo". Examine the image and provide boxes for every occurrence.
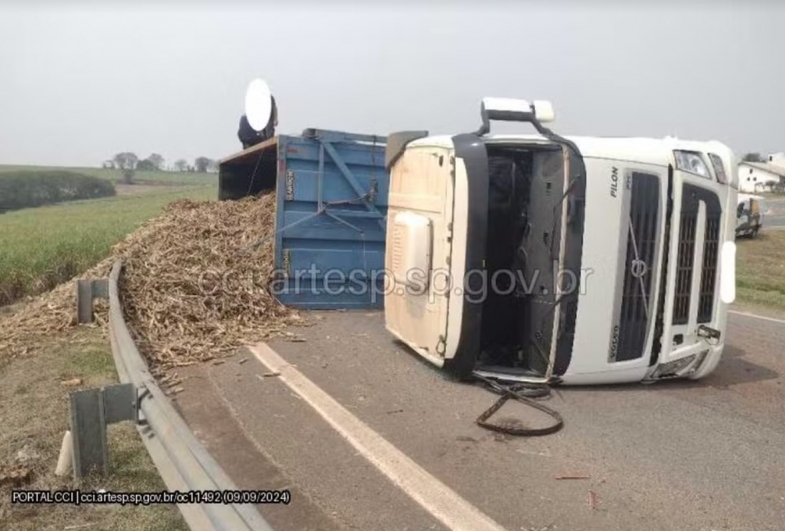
[609,324,620,361]
[630,259,648,279]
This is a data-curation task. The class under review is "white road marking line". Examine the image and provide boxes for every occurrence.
[729,310,785,325]
[249,343,507,531]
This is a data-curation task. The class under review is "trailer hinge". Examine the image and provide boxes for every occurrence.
[446,222,453,243]
[436,335,447,355]
[283,249,292,276]
[285,169,295,201]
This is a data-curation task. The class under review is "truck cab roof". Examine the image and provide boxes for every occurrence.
[406,134,735,168]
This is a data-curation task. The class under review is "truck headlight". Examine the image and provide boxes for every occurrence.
[674,150,710,178]
[707,153,728,184]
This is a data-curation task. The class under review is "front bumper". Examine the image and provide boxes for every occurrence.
[643,341,724,382]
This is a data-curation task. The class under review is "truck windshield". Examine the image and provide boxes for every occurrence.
[478,143,585,379]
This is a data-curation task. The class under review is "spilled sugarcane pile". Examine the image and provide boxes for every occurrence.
[0,259,113,358]
[0,193,304,369]
[115,194,303,367]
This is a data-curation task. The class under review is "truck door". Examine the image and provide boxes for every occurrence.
[384,135,488,376]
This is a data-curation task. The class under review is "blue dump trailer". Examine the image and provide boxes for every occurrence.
[218,129,389,309]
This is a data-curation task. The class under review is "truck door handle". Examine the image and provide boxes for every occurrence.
[567,196,582,225]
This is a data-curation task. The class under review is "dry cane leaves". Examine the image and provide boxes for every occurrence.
[0,193,303,371]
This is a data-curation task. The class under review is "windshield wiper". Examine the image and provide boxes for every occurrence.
[549,176,578,262]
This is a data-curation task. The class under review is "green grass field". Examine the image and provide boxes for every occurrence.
[0,183,216,305]
[0,164,217,186]
[735,230,785,311]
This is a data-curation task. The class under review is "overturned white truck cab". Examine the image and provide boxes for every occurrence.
[384,99,738,385]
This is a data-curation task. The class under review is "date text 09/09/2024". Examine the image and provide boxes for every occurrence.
[11,489,292,506]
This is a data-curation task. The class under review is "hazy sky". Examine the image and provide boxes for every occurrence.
[0,2,782,167]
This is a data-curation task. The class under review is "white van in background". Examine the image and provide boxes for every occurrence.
[736,193,765,238]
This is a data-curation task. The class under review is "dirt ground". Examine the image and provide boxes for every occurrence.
[0,326,186,531]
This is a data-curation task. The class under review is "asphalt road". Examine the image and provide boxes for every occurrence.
[174,310,785,531]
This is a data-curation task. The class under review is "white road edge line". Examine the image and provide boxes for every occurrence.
[729,310,785,325]
[249,343,507,531]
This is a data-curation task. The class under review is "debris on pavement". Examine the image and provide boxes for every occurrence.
[588,490,601,511]
[555,474,591,480]
[238,358,249,365]
[158,373,181,387]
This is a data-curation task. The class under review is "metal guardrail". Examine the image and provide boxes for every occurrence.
[93,259,274,531]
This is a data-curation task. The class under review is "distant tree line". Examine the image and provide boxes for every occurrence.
[0,171,116,213]
[104,152,218,184]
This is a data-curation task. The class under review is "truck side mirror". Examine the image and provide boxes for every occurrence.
[478,98,556,136]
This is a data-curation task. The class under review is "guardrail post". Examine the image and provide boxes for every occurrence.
[69,383,136,479]
[76,278,109,324]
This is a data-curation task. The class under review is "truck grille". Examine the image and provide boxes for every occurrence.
[673,185,722,325]
[673,212,696,325]
[698,213,721,323]
[615,173,659,362]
